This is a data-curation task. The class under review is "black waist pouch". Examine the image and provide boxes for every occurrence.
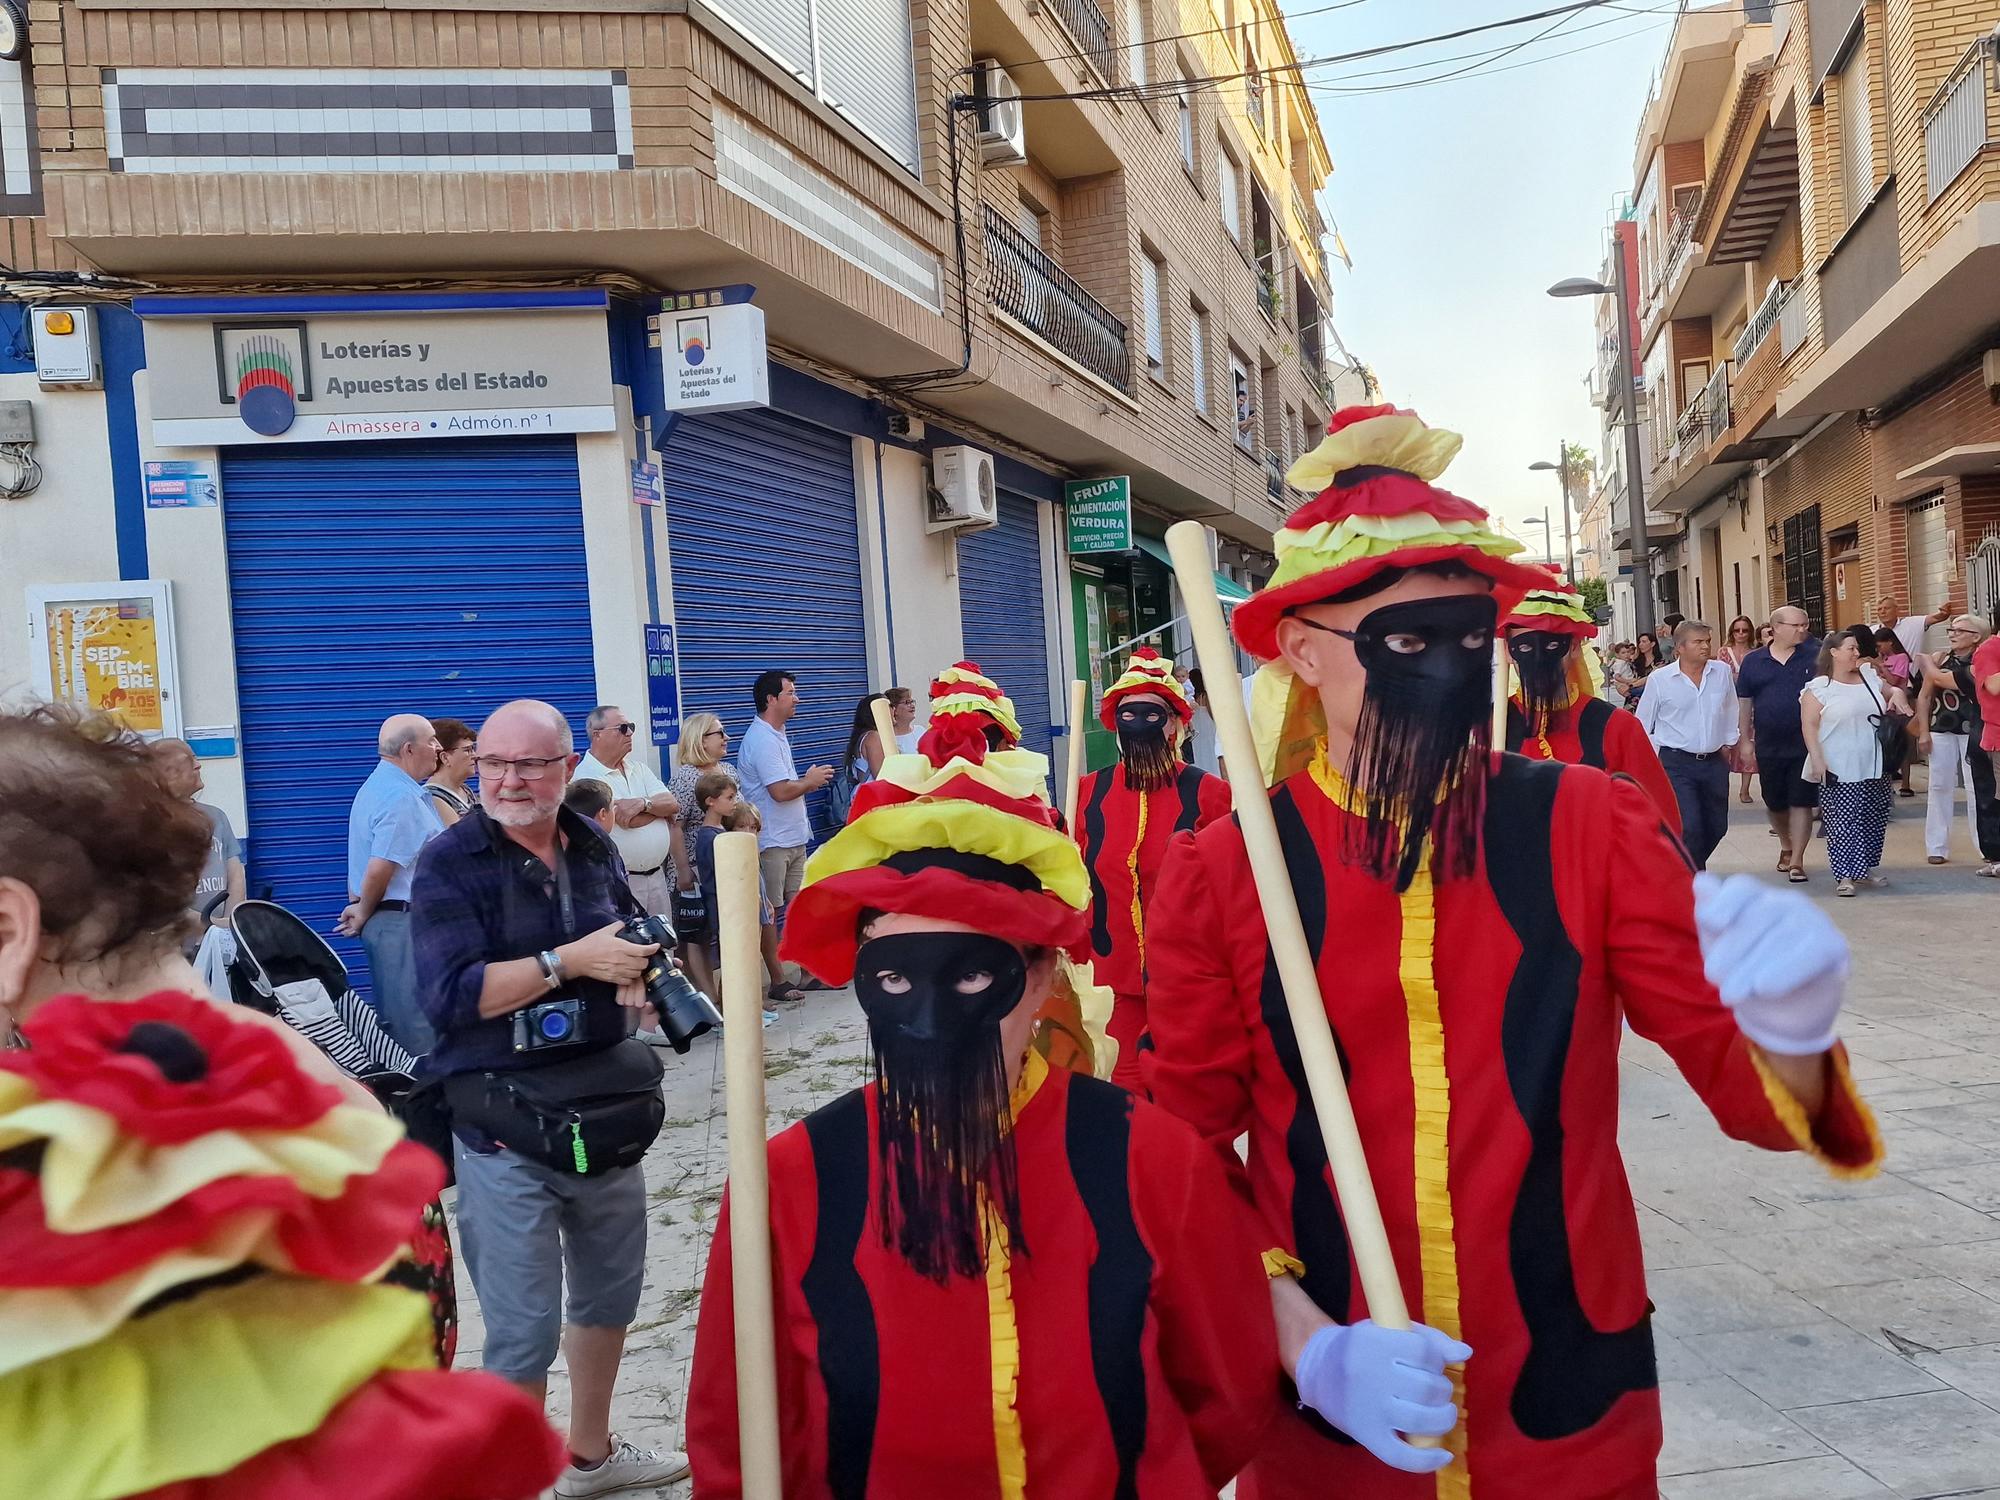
[443,1037,665,1175]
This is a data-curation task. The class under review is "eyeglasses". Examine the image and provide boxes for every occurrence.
[611,723,636,736]
[474,755,566,780]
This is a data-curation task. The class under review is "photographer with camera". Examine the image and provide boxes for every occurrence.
[412,699,702,1497]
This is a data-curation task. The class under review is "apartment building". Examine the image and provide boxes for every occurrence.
[0,0,1348,943]
[1592,0,2000,648]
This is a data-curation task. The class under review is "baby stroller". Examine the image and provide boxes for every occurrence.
[227,900,452,1169]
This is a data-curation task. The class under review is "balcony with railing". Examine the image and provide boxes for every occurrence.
[1924,37,1994,204]
[1047,0,1116,81]
[984,204,1129,391]
[1659,203,1700,301]
[1731,278,1787,368]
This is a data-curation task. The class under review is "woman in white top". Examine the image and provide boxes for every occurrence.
[669,712,739,837]
[1802,627,1905,896]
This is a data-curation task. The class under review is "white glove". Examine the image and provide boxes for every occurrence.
[1692,872,1848,1055]
[1293,1319,1469,1474]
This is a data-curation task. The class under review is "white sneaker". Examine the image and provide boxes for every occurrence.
[553,1437,690,1496]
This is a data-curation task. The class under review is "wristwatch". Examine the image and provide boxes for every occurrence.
[537,950,565,991]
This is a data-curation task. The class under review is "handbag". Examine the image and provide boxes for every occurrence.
[672,883,712,944]
[442,1037,665,1176]
[1861,675,1910,779]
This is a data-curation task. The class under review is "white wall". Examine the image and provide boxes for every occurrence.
[578,386,662,767]
[0,376,121,703]
[857,437,963,694]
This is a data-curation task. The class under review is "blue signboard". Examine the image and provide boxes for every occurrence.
[645,623,681,745]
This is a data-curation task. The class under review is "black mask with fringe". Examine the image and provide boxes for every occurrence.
[1115,700,1179,792]
[1335,593,1497,892]
[854,930,1029,1282]
[1508,630,1575,729]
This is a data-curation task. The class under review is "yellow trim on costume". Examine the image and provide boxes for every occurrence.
[1,1089,405,1235]
[1030,958,1120,1081]
[1397,866,1471,1496]
[1746,1046,1885,1181]
[1010,1046,1050,1118]
[1128,783,1150,976]
[803,800,1089,910]
[0,1276,433,1500]
[1262,1248,1306,1280]
[1268,513,1526,591]
[1508,592,1594,628]
[985,1209,1027,1500]
[1250,661,1325,789]
[1286,411,1462,493]
[875,748,1054,804]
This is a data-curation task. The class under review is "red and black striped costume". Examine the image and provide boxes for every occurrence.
[1075,762,1232,1089]
[687,1059,1277,1498]
[1505,695,1681,836]
[1143,755,1879,1500]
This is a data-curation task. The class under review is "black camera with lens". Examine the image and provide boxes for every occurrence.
[512,995,586,1052]
[620,912,723,1054]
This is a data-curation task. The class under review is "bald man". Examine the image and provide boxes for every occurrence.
[337,712,446,1052]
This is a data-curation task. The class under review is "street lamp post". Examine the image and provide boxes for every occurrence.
[1521,510,1554,567]
[1550,265,1654,637]
[1528,450,1577,582]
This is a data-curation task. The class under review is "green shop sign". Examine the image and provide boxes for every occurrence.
[1064,475,1132,554]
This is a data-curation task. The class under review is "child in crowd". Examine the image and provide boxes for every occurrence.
[686,775,779,1025]
[563,777,617,837]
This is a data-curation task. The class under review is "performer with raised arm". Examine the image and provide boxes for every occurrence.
[1503,575,1679,830]
[687,694,1277,1498]
[1144,404,1882,1500]
[1074,646,1232,1089]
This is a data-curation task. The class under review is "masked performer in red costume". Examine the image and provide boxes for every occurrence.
[0,989,565,1500]
[689,716,1276,1498]
[1143,405,1882,1500]
[1504,577,1679,832]
[1074,646,1232,1089]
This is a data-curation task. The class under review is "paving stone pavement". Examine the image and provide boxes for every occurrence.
[453,778,2000,1498]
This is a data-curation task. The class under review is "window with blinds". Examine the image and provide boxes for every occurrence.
[1142,250,1166,377]
[709,0,921,172]
[1837,42,1871,226]
[1189,304,1210,413]
[1218,137,1241,241]
[1127,0,1150,86]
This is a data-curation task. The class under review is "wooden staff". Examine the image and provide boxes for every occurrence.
[1163,522,1414,1330]
[870,693,898,757]
[1061,679,1088,829]
[717,829,782,1499]
[1491,636,1511,760]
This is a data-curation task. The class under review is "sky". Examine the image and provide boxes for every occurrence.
[1285,0,1683,558]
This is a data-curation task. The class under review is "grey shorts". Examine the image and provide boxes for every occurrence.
[453,1140,648,1382]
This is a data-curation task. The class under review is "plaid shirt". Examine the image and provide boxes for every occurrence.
[410,804,638,1080]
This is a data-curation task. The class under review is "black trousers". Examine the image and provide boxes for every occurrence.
[1971,742,2000,862]
[1661,748,1730,870]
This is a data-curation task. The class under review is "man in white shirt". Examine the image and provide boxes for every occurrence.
[1876,594,1953,660]
[1637,619,1740,869]
[574,704,682,918]
[738,670,833,997]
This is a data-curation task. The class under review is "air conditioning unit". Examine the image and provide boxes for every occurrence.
[927,445,998,533]
[971,59,1026,167]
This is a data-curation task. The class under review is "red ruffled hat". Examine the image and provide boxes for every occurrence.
[780,718,1089,987]
[1231,404,1553,661]
[1098,646,1191,731]
[916,661,1024,765]
[0,992,565,1500]
[1501,568,1599,638]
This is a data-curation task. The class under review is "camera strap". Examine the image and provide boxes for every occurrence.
[553,842,577,938]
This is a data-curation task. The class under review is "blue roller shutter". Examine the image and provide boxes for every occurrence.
[661,409,868,839]
[959,491,1053,759]
[222,435,595,986]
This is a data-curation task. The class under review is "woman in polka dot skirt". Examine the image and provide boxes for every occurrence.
[1802,627,1909,896]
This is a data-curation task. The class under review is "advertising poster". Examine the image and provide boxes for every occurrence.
[42,596,167,733]
[645,623,681,745]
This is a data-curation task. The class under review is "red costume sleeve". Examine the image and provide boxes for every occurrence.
[687,1138,826,1500]
[1597,776,1880,1172]
[1130,1101,1279,1487]
[1194,770,1234,829]
[1602,707,1682,836]
[1142,827,1269,1209]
